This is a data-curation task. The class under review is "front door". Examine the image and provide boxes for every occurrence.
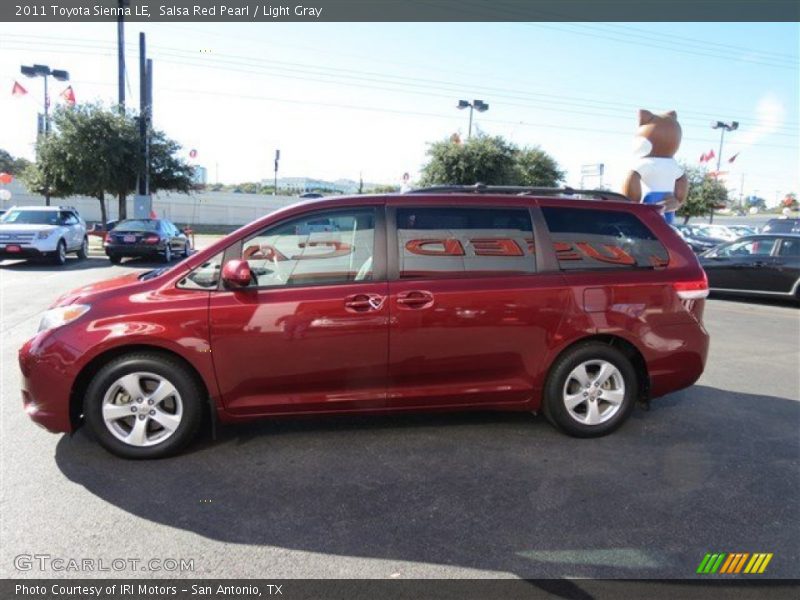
[385,203,566,408]
[705,237,780,292]
[209,206,389,415]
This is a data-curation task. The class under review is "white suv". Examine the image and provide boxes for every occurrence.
[0,205,88,265]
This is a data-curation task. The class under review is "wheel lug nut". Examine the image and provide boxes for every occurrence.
[583,392,588,397]
[138,414,146,420]
[131,406,137,412]
[136,397,143,403]
[149,410,155,416]
[148,399,154,405]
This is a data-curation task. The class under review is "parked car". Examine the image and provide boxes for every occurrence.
[692,223,738,242]
[671,224,716,253]
[104,218,191,264]
[761,218,800,234]
[88,219,119,239]
[19,187,710,458]
[699,234,800,299]
[726,224,758,238]
[0,205,88,265]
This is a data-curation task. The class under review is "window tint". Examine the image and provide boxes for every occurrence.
[116,219,160,232]
[241,208,376,288]
[541,207,669,270]
[177,252,224,290]
[778,238,800,257]
[396,207,535,279]
[717,238,778,257]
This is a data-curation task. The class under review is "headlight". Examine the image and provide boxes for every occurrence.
[38,305,91,333]
[36,230,54,239]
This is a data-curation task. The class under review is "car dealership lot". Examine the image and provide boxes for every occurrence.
[1,258,798,579]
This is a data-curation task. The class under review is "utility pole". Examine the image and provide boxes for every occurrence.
[134,32,151,218]
[273,149,280,195]
[116,1,128,219]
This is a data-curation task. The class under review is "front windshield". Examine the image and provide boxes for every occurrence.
[0,210,59,225]
[115,220,160,232]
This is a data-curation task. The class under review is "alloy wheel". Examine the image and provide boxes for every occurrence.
[562,359,625,426]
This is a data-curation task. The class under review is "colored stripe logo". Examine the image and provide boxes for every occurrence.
[697,552,773,574]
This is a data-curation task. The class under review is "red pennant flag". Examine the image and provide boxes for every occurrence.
[699,152,708,163]
[728,152,739,164]
[12,81,27,96]
[707,148,716,161]
[149,209,157,219]
[60,85,76,105]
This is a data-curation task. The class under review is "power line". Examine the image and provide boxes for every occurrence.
[4,31,798,131]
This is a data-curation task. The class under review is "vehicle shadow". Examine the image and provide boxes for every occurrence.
[54,386,800,579]
[0,256,114,272]
[709,293,798,308]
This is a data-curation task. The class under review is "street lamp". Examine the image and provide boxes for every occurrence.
[709,120,738,223]
[457,99,489,139]
[21,64,69,205]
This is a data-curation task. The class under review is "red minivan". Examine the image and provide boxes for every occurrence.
[19,188,710,458]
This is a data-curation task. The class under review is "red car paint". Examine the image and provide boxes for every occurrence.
[19,194,709,434]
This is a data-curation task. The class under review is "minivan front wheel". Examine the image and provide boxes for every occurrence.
[543,343,637,437]
[84,353,203,458]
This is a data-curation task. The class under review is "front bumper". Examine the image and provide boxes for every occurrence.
[19,333,78,433]
[0,244,56,259]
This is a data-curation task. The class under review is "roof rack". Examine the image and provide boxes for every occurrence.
[406,183,630,202]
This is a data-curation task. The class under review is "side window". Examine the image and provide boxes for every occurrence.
[717,238,778,257]
[177,252,224,290]
[396,207,535,279]
[241,208,376,288]
[59,211,77,225]
[778,238,800,257]
[541,207,669,270]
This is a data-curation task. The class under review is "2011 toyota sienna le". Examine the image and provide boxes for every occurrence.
[19,186,710,458]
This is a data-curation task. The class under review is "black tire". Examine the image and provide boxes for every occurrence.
[162,244,172,263]
[182,240,191,258]
[542,342,637,438]
[108,254,122,264]
[84,352,204,459]
[76,236,89,260]
[51,239,67,265]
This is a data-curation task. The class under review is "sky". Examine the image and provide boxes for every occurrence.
[1,21,797,204]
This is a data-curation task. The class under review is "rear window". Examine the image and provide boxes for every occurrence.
[763,219,800,234]
[115,220,160,232]
[396,207,535,279]
[541,207,669,270]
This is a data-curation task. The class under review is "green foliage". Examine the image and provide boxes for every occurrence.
[419,134,564,187]
[366,184,401,194]
[21,103,194,224]
[0,149,31,175]
[676,165,729,224]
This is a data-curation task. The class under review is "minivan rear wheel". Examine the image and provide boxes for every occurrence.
[543,342,637,437]
[84,353,203,459]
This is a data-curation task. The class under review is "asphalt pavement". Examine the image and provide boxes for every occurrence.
[1,253,798,580]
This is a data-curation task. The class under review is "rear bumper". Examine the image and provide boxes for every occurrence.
[105,243,164,257]
[645,320,710,399]
[18,333,77,433]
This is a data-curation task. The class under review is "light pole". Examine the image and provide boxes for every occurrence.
[457,99,489,139]
[21,64,69,206]
[273,149,280,195]
[709,120,738,223]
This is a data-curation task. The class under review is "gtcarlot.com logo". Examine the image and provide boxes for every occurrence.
[697,552,773,574]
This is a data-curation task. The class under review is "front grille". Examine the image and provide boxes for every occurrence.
[0,233,36,244]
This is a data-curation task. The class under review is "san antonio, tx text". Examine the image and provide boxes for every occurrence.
[16,583,280,596]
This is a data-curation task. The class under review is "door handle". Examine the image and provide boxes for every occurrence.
[344,293,385,312]
[396,290,434,309]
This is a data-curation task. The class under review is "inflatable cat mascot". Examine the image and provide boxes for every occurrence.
[622,110,687,224]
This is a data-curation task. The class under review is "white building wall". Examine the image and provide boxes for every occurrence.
[1,182,300,226]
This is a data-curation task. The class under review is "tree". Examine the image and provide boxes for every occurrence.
[514,146,566,187]
[20,104,194,226]
[676,165,729,224]
[419,134,564,188]
[0,149,31,175]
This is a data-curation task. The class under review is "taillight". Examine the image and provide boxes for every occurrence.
[144,234,160,244]
[673,272,709,300]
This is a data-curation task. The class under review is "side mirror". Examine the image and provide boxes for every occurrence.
[221,259,252,288]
